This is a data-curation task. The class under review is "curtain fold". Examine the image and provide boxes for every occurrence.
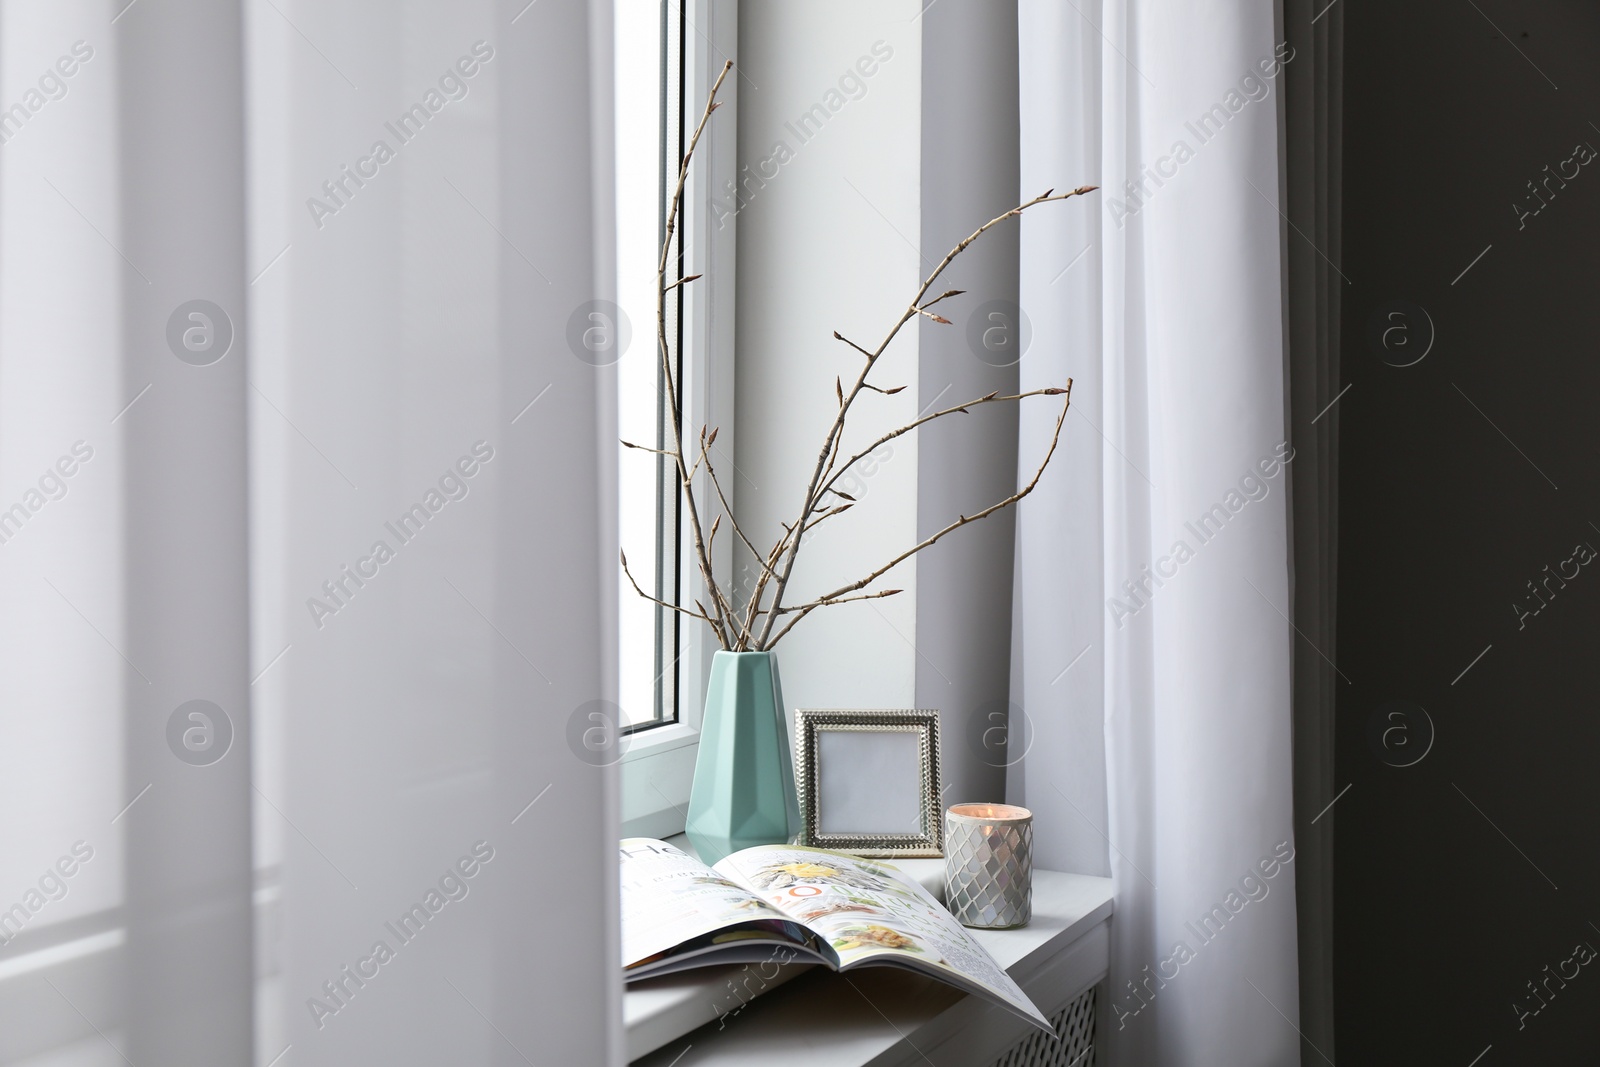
[0,1,620,1064]
[255,1,619,1063]
[119,2,254,1062]
[1014,1,1303,1063]
[1280,0,1343,1059]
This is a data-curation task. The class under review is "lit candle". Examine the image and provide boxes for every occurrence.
[944,803,1033,928]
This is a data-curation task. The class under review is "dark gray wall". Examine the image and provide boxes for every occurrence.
[1337,1,1600,1060]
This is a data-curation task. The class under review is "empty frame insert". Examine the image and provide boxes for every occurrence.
[794,708,942,857]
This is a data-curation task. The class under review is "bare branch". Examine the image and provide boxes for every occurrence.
[753,186,1096,647]
[638,61,736,648]
[703,553,739,649]
[736,519,804,648]
[685,425,720,481]
[766,589,904,645]
[766,381,1072,647]
[832,331,875,362]
[816,387,1066,505]
[705,460,770,584]
[803,503,853,532]
[776,588,902,616]
[698,447,791,650]
[685,434,789,652]
[621,549,718,627]
[622,114,1095,657]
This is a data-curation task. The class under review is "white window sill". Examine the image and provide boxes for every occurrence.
[625,837,1114,1065]
[620,723,701,839]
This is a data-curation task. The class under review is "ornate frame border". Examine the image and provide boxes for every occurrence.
[793,708,942,858]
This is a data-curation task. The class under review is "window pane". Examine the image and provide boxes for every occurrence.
[616,0,679,728]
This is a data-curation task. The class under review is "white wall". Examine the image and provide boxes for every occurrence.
[733,3,923,712]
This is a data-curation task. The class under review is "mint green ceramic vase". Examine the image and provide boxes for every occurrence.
[684,651,801,865]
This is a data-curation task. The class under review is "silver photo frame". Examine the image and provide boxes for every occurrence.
[794,708,942,858]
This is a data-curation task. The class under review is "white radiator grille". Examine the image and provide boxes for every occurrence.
[988,985,1096,1067]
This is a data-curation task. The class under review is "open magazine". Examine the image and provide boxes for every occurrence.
[620,838,1050,1032]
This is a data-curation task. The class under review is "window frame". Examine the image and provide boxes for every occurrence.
[618,0,739,838]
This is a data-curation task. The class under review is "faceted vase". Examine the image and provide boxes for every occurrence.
[685,651,801,866]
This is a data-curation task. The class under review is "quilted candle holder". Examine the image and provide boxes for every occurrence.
[944,803,1032,929]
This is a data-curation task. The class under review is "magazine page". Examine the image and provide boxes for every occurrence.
[619,838,821,979]
[714,846,1051,1031]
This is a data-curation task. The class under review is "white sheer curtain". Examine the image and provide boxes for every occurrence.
[0,1,620,1065]
[1011,1,1302,1063]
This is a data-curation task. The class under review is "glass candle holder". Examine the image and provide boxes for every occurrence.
[944,803,1033,929]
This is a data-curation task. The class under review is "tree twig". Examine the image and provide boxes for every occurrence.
[774,588,903,616]
[816,387,1066,504]
[650,62,735,648]
[752,186,1095,648]
[621,549,717,627]
[765,382,1072,647]
[699,446,791,650]
[618,84,1095,655]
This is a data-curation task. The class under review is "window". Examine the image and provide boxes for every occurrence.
[615,0,685,733]
[615,0,736,836]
